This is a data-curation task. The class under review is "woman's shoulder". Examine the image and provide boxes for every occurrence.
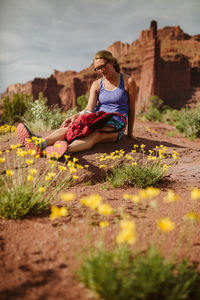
[91,78,101,89]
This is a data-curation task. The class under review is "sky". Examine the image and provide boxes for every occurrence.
[0,0,199,93]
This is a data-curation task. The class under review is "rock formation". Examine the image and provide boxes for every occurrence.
[1,21,200,113]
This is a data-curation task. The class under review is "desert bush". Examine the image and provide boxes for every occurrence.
[23,92,66,131]
[173,103,200,139]
[106,161,164,188]
[78,245,200,300]
[0,182,49,219]
[2,94,32,124]
[77,94,88,111]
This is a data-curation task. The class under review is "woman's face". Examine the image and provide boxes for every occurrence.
[94,58,113,76]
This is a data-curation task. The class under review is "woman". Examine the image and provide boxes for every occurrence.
[17,50,137,157]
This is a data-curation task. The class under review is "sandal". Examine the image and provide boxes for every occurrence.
[45,141,69,159]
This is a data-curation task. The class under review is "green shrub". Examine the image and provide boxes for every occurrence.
[23,93,68,131]
[77,94,88,111]
[105,162,164,188]
[77,245,200,300]
[173,103,200,139]
[2,94,32,124]
[0,182,49,219]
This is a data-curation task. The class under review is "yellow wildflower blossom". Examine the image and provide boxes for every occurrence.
[191,188,200,200]
[10,144,18,150]
[80,194,102,210]
[99,221,109,228]
[99,165,107,168]
[0,157,5,163]
[26,159,34,165]
[184,212,199,223]
[38,187,46,193]
[27,174,34,181]
[6,169,14,176]
[49,206,68,221]
[116,220,136,245]
[58,165,67,171]
[73,175,79,180]
[29,168,38,175]
[98,203,113,216]
[61,192,76,202]
[163,190,180,203]
[157,217,175,233]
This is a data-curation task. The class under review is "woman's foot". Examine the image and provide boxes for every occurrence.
[45,141,69,159]
[16,123,44,154]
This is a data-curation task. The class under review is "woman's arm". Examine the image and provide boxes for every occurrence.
[82,79,100,113]
[127,77,137,138]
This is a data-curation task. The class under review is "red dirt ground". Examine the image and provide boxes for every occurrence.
[0,119,200,300]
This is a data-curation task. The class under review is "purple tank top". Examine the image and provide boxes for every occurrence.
[95,73,129,123]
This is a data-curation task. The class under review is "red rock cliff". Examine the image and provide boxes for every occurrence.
[1,21,200,112]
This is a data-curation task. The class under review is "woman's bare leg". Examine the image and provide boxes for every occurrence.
[45,127,69,146]
[68,130,118,153]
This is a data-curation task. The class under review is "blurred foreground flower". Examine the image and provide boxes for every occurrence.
[99,221,109,228]
[116,219,136,245]
[157,217,175,233]
[163,190,180,203]
[6,169,14,176]
[184,212,199,223]
[191,188,200,200]
[61,192,76,202]
[50,206,68,221]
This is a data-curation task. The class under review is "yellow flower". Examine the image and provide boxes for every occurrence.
[125,155,134,160]
[191,188,200,200]
[38,187,46,193]
[49,206,68,221]
[99,221,109,228]
[47,172,56,178]
[0,157,5,163]
[64,154,70,160]
[29,168,38,175]
[133,144,138,149]
[84,165,89,168]
[98,203,113,216]
[123,193,132,200]
[10,144,18,150]
[163,190,180,203]
[6,169,14,176]
[163,164,170,172]
[6,150,10,153]
[61,192,76,202]
[73,175,79,180]
[27,174,34,181]
[99,165,107,168]
[184,212,199,223]
[131,162,137,166]
[58,165,67,171]
[145,187,160,198]
[69,166,77,174]
[28,149,36,156]
[157,217,175,232]
[80,194,102,210]
[26,159,34,165]
[116,220,136,245]
[140,144,146,149]
[73,157,79,163]
[120,220,136,231]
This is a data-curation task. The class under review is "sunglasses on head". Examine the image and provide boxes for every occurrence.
[94,61,109,72]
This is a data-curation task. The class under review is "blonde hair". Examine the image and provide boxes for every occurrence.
[94,50,120,73]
